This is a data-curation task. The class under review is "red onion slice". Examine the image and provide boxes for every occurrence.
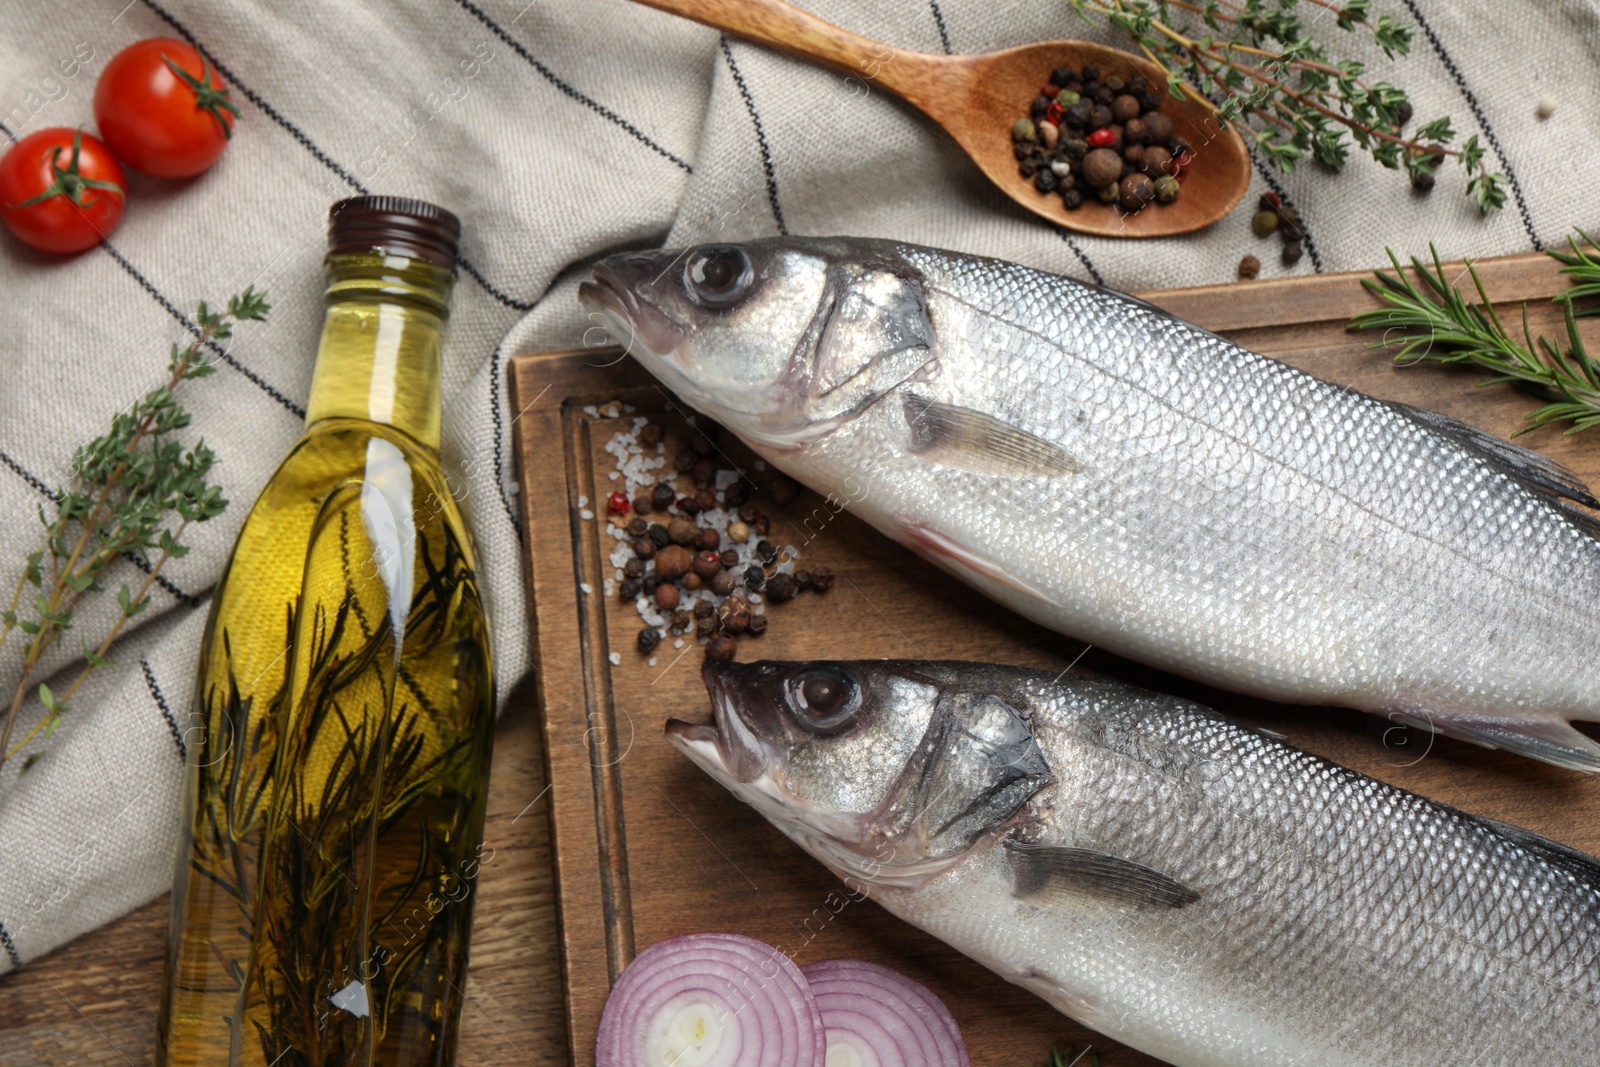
[597,932,825,1067]
[801,958,970,1067]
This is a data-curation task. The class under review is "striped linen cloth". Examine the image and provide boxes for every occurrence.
[0,0,1594,971]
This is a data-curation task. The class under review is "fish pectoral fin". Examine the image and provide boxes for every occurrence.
[1004,835,1199,909]
[1392,710,1600,773]
[902,394,1083,479]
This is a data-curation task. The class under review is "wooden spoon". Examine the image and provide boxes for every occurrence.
[630,0,1250,238]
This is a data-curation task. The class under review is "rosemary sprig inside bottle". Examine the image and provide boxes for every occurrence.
[1349,230,1600,434]
[0,288,269,774]
[1067,0,1509,212]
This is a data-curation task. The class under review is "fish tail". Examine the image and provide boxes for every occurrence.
[1392,711,1600,773]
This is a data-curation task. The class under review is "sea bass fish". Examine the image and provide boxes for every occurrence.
[580,238,1600,770]
[668,660,1600,1066]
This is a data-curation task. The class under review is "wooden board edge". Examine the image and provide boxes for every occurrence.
[1136,249,1556,331]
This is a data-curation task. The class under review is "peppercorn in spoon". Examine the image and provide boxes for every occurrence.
[629,0,1250,238]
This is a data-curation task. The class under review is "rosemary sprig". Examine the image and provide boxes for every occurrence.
[1068,0,1508,212]
[1348,231,1600,434]
[1027,1045,1101,1067]
[0,288,270,774]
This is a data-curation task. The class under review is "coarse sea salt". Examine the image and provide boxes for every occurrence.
[580,582,592,595]
[608,652,621,666]
[576,495,589,508]
[580,509,594,521]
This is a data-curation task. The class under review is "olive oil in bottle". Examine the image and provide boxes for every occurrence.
[157,197,495,1067]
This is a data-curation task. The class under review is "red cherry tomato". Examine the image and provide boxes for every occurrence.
[94,38,238,178]
[0,128,126,254]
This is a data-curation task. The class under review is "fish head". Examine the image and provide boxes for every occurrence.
[667,660,1051,889]
[578,239,936,449]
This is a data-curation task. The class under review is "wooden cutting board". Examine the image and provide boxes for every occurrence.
[509,250,1600,1067]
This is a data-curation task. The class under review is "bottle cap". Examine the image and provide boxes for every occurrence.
[327,196,461,272]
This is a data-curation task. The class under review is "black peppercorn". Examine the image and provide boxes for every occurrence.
[623,557,645,578]
[793,570,812,590]
[705,634,737,663]
[633,537,656,560]
[1140,90,1162,113]
[724,481,749,508]
[626,516,649,538]
[671,609,692,633]
[1050,66,1076,86]
[1281,241,1304,267]
[1065,101,1092,129]
[651,482,675,510]
[677,495,700,516]
[1411,169,1435,193]
[1238,254,1261,280]
[811,566,835,593]
[766,572,795,602]
[649,523,671,548]
[1089,104,1113,130]
[691,457,716,487]
[1103,74,1125,92]
[747,613,768,636]
[690,434,715,456]
[1034,168,1059,193]
[1396,100,1413,126]
[738,503,759,522]
[719,548,741,569]
[743,564,766,592]
[1061,186,1085,210]
[637,628,661,653]
[642,574,662,596]
[1031,94,1050,121]
[619,577,642,600]
[693,598,715,619]
[1081,64,1099,82]
[756,539,777,565]
[639,422,664,447]
[675,450,696,473]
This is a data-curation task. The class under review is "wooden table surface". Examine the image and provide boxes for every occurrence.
[2,248,1596,1066]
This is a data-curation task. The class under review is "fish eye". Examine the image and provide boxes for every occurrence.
[785,667,861,736]
[683,246,753,309]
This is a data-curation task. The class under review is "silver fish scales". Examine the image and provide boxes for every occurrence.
[581,238,1600,769]
[668,660,1600,1066]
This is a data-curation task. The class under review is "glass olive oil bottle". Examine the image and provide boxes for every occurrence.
[157,197,495,1067]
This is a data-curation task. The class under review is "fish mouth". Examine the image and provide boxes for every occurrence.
[577,260,690,360]
[663,662,772,784]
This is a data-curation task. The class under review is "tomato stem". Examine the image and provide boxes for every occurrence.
[162,53,240,140]
[4,128,125,211]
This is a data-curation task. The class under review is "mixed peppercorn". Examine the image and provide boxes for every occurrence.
[1245,191,1306,272]
[1013,62,1191,214]
[590,409,834,667]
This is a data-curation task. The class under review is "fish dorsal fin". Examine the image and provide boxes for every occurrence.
[1476,815,1600,887]
[1394,403,1600,508]
[1004,835,1199,909]
[903,394,1083,479]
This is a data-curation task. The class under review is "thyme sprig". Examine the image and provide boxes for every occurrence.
[1068,0,1508,212]
[0,288,270,774]
[1349,230,1600,434]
